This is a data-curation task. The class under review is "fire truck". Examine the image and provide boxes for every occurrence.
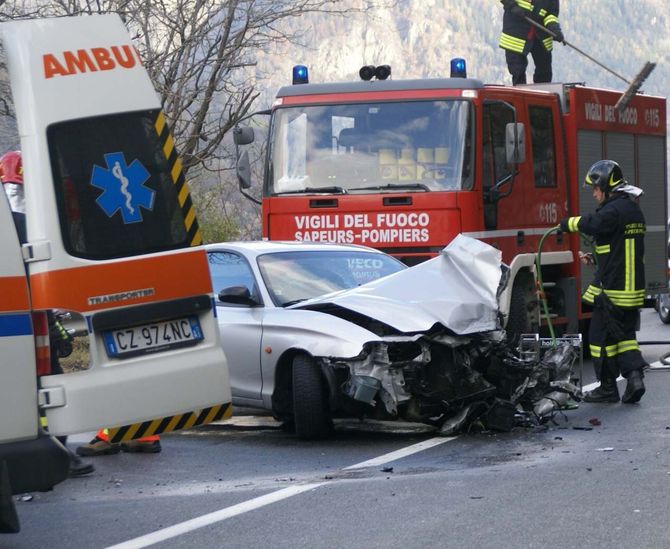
[235,61,667,336]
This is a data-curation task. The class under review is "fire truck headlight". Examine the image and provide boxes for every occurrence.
[292,65,309,85]
[450,58,467,78]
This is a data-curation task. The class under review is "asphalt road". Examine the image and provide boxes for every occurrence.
[6,308,670,549]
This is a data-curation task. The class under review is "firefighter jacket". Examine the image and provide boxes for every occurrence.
[500,0,560,54]
[563,193,646,308]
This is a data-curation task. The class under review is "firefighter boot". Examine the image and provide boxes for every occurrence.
[584,375,620,403]
[120,439,162,454]
[622,369,645,404]
[68,453,95,477]
[76,436,121,457]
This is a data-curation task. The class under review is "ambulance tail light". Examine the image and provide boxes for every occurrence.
[32,312,51,377]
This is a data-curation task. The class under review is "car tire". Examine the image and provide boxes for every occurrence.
[506,273,538,347]
[292,354,331,440]
[658,295,670,324]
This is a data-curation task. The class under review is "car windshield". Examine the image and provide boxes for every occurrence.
[268,99,473,195]
[257,250,405,306]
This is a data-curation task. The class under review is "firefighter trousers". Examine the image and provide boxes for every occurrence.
[589,306,647,381]
[505,41,552,85]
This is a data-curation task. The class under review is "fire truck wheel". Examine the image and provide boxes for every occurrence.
[507,274,538,346]
[658,295,670,324]
[292,354,332,440]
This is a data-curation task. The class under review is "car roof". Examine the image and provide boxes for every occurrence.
[203,240,390,258]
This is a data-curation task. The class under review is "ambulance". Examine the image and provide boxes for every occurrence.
[0,15,231,531]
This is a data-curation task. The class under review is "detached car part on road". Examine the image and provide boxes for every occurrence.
[208,236,581,440]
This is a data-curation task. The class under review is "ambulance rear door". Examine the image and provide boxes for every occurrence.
[0,196,37,444]
[1,14,232,440]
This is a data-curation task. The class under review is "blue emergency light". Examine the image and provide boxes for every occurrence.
[450,58,467,78]
[292,65,309,85]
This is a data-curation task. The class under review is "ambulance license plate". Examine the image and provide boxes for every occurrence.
[103,316,203,358]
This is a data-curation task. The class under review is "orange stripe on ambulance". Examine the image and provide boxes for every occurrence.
[43,45,143,79]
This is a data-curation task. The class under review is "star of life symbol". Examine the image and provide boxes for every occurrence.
[91,152,155,224]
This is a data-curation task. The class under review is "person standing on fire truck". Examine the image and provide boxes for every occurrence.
[560,160,647,404]
[499,0,564,86]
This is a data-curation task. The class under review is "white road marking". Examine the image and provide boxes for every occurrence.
[582,376,625,393]
[105,483,325,549]
[343,436,457,470]
[106,436,456,548]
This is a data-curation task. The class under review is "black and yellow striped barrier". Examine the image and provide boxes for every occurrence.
[107,402,233,443]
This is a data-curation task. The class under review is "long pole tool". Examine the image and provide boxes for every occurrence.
[524,16,656,114]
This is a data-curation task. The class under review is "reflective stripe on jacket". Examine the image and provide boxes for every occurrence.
[499,0,560,53]
[563,193,646,308]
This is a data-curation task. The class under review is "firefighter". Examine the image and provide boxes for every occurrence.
[499,0,564,86]
[0,150,95,476]
[559,160,647,404]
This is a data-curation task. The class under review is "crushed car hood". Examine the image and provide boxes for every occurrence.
[297,235,503,335]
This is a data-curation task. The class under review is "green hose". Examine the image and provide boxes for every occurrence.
[536,226,561,346]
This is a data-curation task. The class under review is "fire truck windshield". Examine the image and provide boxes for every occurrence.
[267,100,472,195]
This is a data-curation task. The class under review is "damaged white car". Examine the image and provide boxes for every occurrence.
[207,237,581,439]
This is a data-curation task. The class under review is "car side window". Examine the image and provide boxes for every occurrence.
[207,251,258,302]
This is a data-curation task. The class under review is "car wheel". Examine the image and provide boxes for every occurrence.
[292,354,331,440]
[506,273,538,347]
[659,296,670,324]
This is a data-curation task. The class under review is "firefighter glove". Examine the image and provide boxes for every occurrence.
[558,218,569,233]
[547,22,564,43]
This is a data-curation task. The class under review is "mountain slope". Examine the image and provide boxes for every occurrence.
[256,0,668,104]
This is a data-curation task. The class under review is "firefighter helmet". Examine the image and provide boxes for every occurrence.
[584,160,625,193]
[0,150,23,185]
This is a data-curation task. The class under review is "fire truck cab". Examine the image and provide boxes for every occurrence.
[236,63,667,336]
[0,15,231,532]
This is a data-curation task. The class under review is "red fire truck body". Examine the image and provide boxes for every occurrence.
[248,74,667,333]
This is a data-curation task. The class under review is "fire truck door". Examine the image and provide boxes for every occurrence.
[523,97,567,235]
[481,96,534,255]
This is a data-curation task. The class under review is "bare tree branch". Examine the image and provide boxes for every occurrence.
[0,0,387,240]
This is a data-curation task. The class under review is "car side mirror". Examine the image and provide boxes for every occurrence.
[218,286,259,306]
